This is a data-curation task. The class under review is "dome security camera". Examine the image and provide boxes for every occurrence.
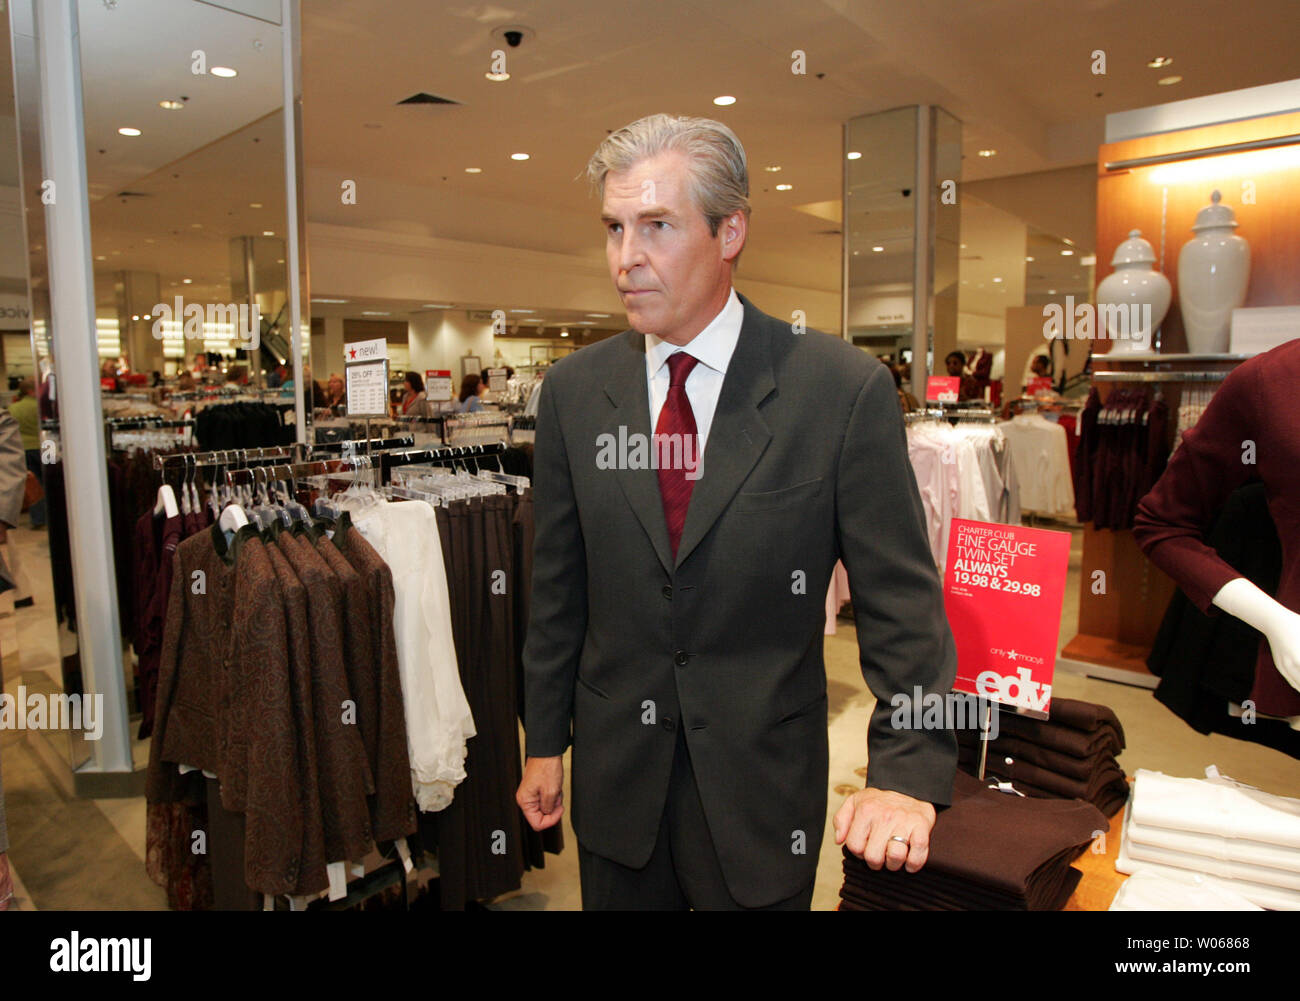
[504,29,524,47]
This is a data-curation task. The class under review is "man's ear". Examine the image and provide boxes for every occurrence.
[720,211,747,263]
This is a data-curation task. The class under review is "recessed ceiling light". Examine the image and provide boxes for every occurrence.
[132,315,139,321]
[465,167,482,174]
[249,202,262,208]
[775,183,793,191]
[846,151,862,160]
[211,66,237,78]
[485,71,510,82]
[960,243,967,249]
[509,308,534,313]
[311,298,348,304]
[586,312,610,318]
[1062,237,1075,245]
[361,310,390,316]
[1147,56,1173,69]
[262,230,275,236]
[1158,75,1182,86]
[992,277,1003,283]
[871,246,884,252]
[276,259,284,264]
[159,100,184,110]
[1048,288,1057,294]
[713,95,736,106]
[1060,249,1074,256]
[191,222,203,228]
[1025,256,1035,262]
[182,278,193,284]
[510,153,530,161]
[118,127,141,136]
[560,330,570,337]
[764,165,782,173]
[95,255,106,261]
[1080,255,1096,266]
[422,303,452,309]
[977,148,996,157]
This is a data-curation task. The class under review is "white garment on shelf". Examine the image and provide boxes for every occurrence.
[1125,832,1300,891]
[1109,870,1262,911]
[997,413,1074,517]
[1129,767,1300,849]
[350,498,476,812]
[1126,818,1300,873]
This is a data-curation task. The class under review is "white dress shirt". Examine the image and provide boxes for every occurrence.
[644,288,743,458]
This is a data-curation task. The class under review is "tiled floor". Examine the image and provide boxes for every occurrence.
[4,523,1299,911]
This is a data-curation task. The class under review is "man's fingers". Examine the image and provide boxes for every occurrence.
[832,797,855,843]
[904,819,930,873]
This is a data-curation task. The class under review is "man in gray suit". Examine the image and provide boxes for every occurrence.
[517,114,957,910]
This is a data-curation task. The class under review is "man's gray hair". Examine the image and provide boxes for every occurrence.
[586,114,751,239]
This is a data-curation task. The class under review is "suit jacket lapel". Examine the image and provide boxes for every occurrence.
[602,330,674,575]
[675,297,775,568]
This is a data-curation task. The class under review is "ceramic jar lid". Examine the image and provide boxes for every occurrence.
[1111,228,1157,266]
[1191,189,1239,232]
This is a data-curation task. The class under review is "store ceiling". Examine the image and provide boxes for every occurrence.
[4,0,1299,329]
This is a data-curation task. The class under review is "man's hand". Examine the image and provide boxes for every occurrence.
[516,755,565,831]
[833,788,936,873]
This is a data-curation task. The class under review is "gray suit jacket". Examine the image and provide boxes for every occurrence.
[523,294,957,906]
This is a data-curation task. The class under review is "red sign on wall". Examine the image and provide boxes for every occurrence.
[943,518,1071,719]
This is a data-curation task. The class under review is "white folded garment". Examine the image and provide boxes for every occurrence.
[1110,871,1261,911]
[1118,797,1300,910]
[1125,834,1300,892]
[1129,767,1300,849]
[1127,818,1300,874]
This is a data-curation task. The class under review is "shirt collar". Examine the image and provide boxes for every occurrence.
[645,288,743,376]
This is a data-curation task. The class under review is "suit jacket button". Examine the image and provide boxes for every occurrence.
[662,585,673,599]
[661,715,675,731]
[673,650,689,667]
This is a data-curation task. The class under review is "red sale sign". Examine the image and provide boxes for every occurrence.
[943,518,1071,719]
[926,375,960,403]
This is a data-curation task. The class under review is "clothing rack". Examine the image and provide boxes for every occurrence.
[1091,371,1229,383]
[153,445,302,470]
[379,442,507,486]
[311,435,414,455]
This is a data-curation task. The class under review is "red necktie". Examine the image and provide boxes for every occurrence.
[656,351,700,559]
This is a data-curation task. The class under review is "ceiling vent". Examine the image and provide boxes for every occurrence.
[396,92,460,106]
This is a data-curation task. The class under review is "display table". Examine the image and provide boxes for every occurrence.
[1065,801,1129,910]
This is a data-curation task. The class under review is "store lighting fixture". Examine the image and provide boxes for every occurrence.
[509,309,534,313]
[211,66,238,78]
[977,148,996,157]
[159,100,184,110]
[182,278,193,284]
[485,71,510,82]
[132,315,139,321]
[1060,249,1074,256]
[560,329,570,337]
[118,127,141,136]
[276,259,284,264]
[1158,75,1182,86]
[465,167,482,173]
[191,223,203,228]
[249,202,262,208]
[95,255,106,261]
[1048,288,1057,294]
[713,95,736,106]
[764,165,782,172]
[263,230,275,236]
[993,277,1003,283]
[1025,256,1034,262]
[311,298,348,304]
[361,310,390,316]
[846,152,862,160]
[1147,56,1173,69]
[1148,144,1300,185]
[422,304,452,309]
[511,153,530,161]
[871,246,884,252]
[1080,255,1096,266]
[775,183,793,191]
[586,312,610,318]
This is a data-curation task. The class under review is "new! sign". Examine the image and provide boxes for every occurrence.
[346,338,387,362]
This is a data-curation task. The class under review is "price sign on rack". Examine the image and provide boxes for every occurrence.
[926,375,960,403]
[943,518,1071,719]
[345,338,389,416]
[426,370,452,402]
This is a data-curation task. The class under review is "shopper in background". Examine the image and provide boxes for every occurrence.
[396,370,427,416]
[518,113,957,911]
[893,364,919,414]
[0,411,34,607]
[944,350,980,401]
[7,378,43,529]
[325,373,346,411]
[457,373,484,413]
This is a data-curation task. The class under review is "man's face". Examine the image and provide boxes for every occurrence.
[601,150,743,345]
[945,356,963,377]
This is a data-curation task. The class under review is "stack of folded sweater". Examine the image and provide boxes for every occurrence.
[839,770,1108,910]
[1117,767,1300,910]
[956,696,1130,816]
